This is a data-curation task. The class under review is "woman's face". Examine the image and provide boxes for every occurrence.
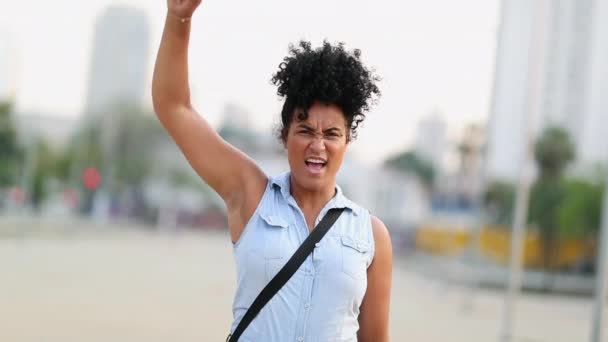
[284,102,349,192]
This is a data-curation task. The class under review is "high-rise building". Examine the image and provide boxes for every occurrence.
[579,0,608,164]
[414,111,447,170]
[486,0,607,181]
[84,5,150,115]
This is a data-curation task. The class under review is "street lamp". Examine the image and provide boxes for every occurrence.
[591,169,608,341]
[500,1,549,340]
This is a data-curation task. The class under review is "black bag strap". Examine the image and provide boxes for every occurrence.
[227,207,345,342]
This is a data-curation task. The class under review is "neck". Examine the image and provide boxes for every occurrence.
[289,175,337,214]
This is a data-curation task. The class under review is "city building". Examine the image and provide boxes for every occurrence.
[486,0,607,181]
[84,5,150,115]
[579,0,608,164]
[414,110,448,171]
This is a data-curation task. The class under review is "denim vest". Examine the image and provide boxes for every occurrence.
[229,172,375,342]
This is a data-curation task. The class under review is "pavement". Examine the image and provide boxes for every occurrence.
[0,217,606,341]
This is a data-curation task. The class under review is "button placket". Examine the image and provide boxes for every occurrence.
[294,273,314,342]
[312,240,323,264]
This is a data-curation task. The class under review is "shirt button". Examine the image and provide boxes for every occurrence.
[304,303,311,309]
[297,337,304,342]
[314,242,320,248]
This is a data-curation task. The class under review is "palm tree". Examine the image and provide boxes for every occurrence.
[534,127,575,179]
[529,126,575,271]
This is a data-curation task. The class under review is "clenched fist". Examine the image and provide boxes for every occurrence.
[167,0,202,19]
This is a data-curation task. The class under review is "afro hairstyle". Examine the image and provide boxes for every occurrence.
[271,40,381,142]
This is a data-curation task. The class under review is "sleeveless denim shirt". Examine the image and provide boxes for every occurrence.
[229,172,375,342]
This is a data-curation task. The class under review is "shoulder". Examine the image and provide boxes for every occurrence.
[370,216,391,244]
[370,216,392,260]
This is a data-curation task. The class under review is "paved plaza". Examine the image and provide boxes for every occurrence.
[0,219,606,341]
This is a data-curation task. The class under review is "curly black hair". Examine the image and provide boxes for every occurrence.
[271,40,381,142]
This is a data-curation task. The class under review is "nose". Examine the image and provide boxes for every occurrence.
[309,134,326,152]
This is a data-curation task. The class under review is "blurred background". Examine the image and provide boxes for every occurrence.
[1,0,607,341]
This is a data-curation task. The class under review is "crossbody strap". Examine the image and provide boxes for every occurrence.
[227,207,345,342]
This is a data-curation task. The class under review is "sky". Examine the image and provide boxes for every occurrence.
[0,0,500,166]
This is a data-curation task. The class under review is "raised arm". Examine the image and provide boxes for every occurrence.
[152,0,267,241]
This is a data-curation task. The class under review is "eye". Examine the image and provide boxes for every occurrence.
[325,131,342,139]
[297,130,313,136]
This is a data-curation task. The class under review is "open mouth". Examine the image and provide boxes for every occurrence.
[305,158,327,174]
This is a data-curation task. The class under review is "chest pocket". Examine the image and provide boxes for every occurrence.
[340,236,371,279]
[260,213,290,281]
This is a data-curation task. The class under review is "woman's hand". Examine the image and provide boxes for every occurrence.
[167,0,203,19]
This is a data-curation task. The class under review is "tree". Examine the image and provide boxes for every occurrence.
[533,126,575,178]
[109,106,169,191]
[483,180,516,226]
[528,126,575,270]
[457,124,484,176]
[0,101,21,187]
[385,151,435,189]
[557,179,604,237]
[30,139,57,210]
[62,121,106,214]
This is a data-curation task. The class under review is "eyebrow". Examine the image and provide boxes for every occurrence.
[296,124,343,133]
[296,124,315,131]
[323,127,343,134]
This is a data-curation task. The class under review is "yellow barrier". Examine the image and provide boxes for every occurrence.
[415,225,470,256]
[415,225,595,268]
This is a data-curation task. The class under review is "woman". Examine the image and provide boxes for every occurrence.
[152,1,392,341]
